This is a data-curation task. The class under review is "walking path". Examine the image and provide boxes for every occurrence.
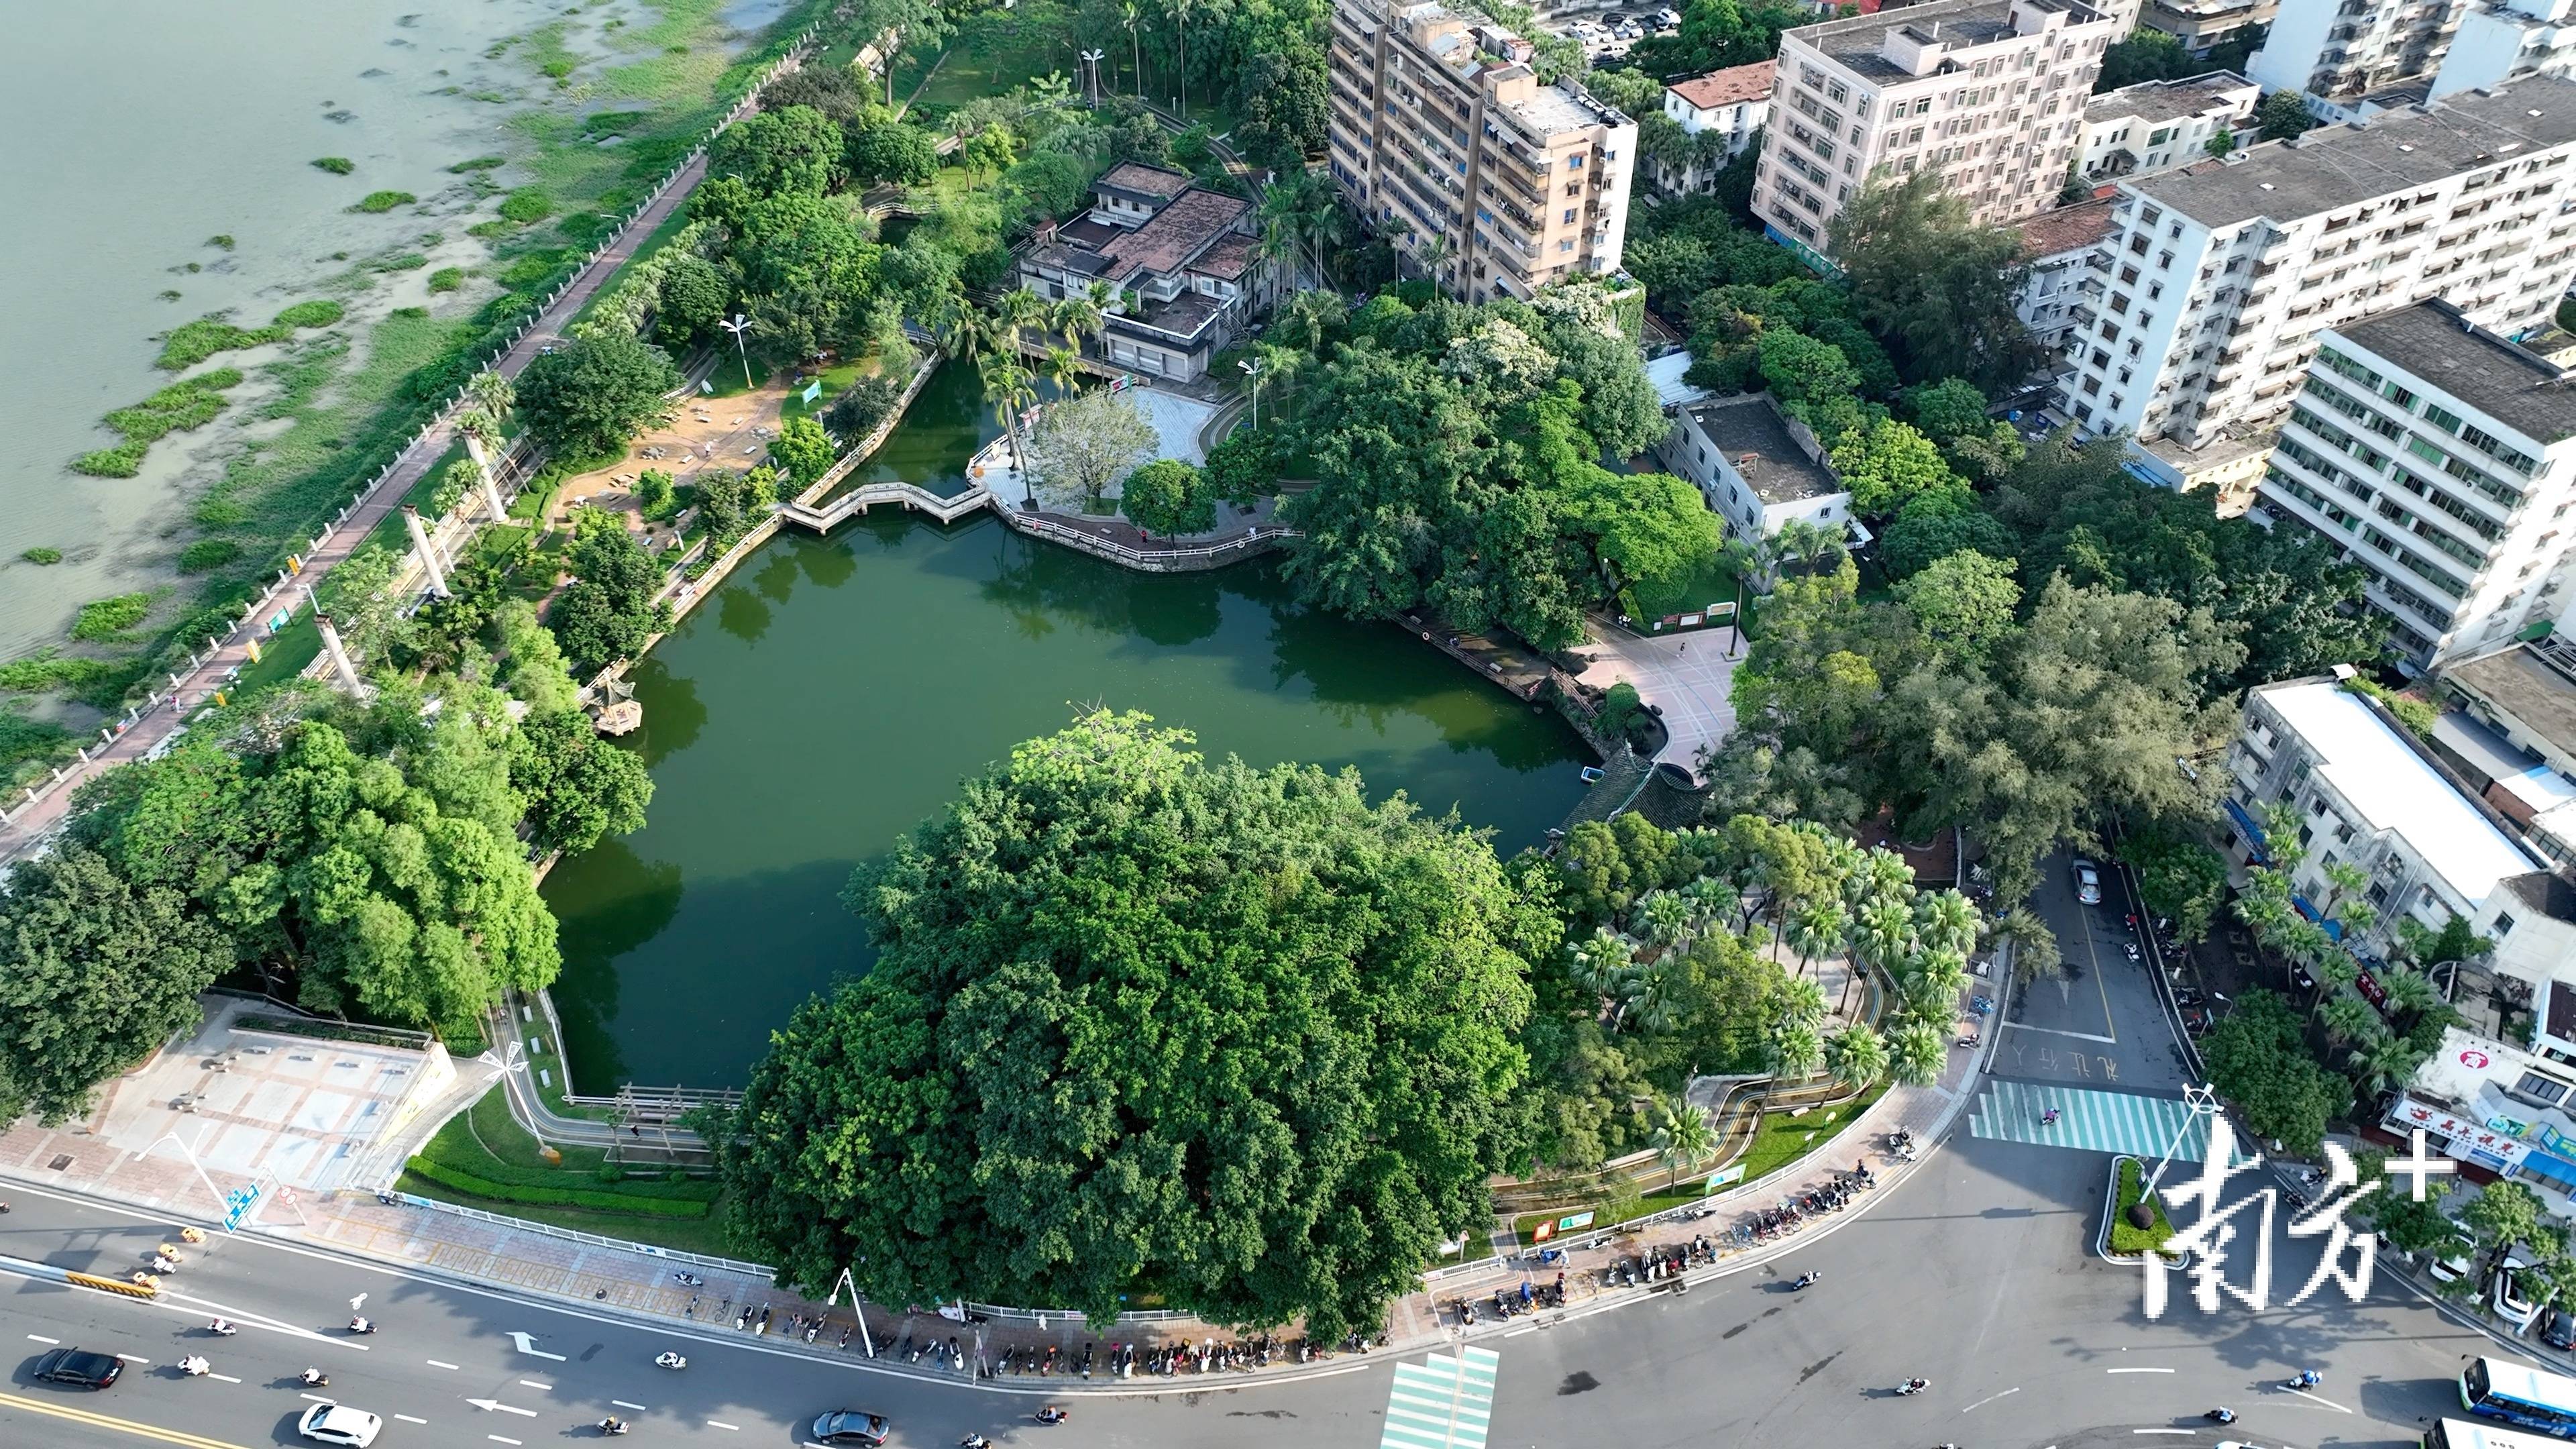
[1576,617,1741,782]
[0,148,714,865]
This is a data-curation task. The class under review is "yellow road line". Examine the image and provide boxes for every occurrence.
[0,1388,249,1449]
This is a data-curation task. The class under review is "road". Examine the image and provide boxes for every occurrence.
[0,1115,2491,1449]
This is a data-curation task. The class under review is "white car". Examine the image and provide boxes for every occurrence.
[2428,1246,2472,1283]
[2072,858,2103,906]
[299,1403,383,1448]
[2497,1257,2543,1334]
[1656,6,1681,24]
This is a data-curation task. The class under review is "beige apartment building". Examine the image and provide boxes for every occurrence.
[1752,0,2128,266]
[1326,0,1638,301]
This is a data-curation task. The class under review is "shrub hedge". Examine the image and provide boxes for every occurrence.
[403,1157,713,1218]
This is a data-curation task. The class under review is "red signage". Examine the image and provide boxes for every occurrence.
[2461,1049,2492,1069]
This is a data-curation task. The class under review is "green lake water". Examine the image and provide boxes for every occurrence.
[541,372,1592,1091]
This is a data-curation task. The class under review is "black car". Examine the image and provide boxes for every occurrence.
[2546,1308,2576,1351]
[33,1348,123,1389]
[810,1411,891,1446]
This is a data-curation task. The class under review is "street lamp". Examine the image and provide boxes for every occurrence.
[717,314,754,390]
[1079,50,1106,108]
[1238,356,1263,431]
[825,1266,878,1358]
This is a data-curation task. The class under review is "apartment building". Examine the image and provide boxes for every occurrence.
[2140,0,2278,57]
[1654,62,1775,194]
[2436,0,2576,100]
[1753,0,2126,264]
[1326,0,1637,301]
[2056,74,2576,462]
[2015,196,2123,353]
[2438,635,2576,861]
[2220,673,2542,957]
[2249,0,2467,113]
[2078,71,2259,180]
[2255,299,2576,669]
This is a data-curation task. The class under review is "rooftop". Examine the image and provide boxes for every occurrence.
[1796,0,2100,80]
[1644,350,1709,409]
[1112,289,1228,343]
[2335,300,2576,447]
[1100,186,1251,282]
[2084,70,2256,125]
[2127,74,2576,228]
[2016,196,2119,259]
[1684,393,1845,504]
[2448,639,2576,762]
[1189,234,1257,282]
[2257,678,2539,908]
[1667,60,1776,111]
[1097,162,1192,203]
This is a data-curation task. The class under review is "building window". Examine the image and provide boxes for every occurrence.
[2514,1071,2571,1106]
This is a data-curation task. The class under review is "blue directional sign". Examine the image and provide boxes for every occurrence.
[223,1180,264,1232]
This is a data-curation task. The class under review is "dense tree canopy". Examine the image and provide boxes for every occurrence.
[716,712,1542,1335]
[549,511,669,674]
[516,334,682,460]
[1831,172,2046,394]
[0,847,231,1123]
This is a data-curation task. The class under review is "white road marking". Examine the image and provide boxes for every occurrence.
[488,1437,522,1446]
[612,1400,647,1411]
[427,1359,460,1371]
[395,1414,428,1424]
[468,1398,539,1417]
[518,1379,553,1390]
[2132,1430,2196,1436]
[301,1393,335,1403]
[207,1373,241,1383]
[2283,1386,2352,1413]
[505,1331,567,1361]
[708,1420,741,1431]
[2005,1023,2119,1044]
[1504,1326,1537,1338]
[25,1335,58,1345]
[2106,1366,2176,1373]
[115,1354,150,1364]
[1961,1387,2021,1413]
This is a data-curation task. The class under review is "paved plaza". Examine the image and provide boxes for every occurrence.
[1576,621,1741,777]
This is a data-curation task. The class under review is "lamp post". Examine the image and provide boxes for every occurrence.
[826,1266,877,1358]
[1238,356,1263,431]
[718,314,754,390]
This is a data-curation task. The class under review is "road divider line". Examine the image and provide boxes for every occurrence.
[300,1393,333,1403]
[0,1388,247,1448]
[488,1438,521,1446]
[1504,1326,1536,1338]
[25,1334,58,1344]
[708,1420,741,1431]
[612,1400,646,1411]
[1961,1387,2021,1413]
[394,1415,427,1425]
[117,1354,152,1364]
[2106,1366,2176,1373]
[427,1359,459,1370]
[517,1379,552,1390]
[207,1373,239,1383]
[2132,1429,2195,1436]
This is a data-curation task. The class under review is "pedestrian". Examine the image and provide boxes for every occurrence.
[630,1124,641,1138]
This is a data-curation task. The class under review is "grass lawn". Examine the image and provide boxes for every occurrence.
[891,8,1083,115]
[1631,553,1741,622]
[780,358,871,423]
[400,1085,735,1256]
[698,350,774,399]
[232,610,321,696]
[1736,1085,1886,1186]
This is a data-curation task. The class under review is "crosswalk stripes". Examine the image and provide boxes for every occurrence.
[1380,1345,1499,1449]
[1968,1079,2239,1163]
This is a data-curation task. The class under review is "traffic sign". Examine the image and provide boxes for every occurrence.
[222,1179,264,1232]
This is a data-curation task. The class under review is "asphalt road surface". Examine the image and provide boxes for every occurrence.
[0,1118,2496,1449]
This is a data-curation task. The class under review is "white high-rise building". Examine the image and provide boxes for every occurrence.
[2257,299,2576,670]
[1752,0,2126,266]
[2253,0,2576,119]
[2078,71,2261,180]
[1325,0,1638,302]
[2057,74,2576,462]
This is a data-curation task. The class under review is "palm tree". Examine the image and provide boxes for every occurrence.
[1884,1020,1947,1088]
[995,287,1050,353]
[1120,0,1144,99]
[2320,993,2379,1045]
[465,369,515,425]
[1042,345,1083,396]
[1164,0,1195,117]
[2377,965,2440,1023]
[1415,231,1454,288]
[1787,900,1845,981]
[1051,287,1107,356]
[926,294,983,361]
[1768,1021,1825,1079]
[1902,946,1971,1022]
[1651,1095,1715,1189]
[1629,959,1686,1035]
[1275,289,1348,358]
[1914,890,1980,960]
[978,352,1038,474]
[1823,1026,1889,1093]
[1568,930,1636,1008]
[2349,1026,2424,1099]
[1777,976,1830,1036]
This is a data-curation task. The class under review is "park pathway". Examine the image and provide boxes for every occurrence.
[0,150,715,864]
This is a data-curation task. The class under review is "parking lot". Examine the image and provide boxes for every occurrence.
[1545,5,1680,58]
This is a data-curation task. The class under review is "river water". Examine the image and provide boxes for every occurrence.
[540,374,1591,1090]
[0,1,597,657]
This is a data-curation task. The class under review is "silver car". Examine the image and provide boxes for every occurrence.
[2072,859,2102,906]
